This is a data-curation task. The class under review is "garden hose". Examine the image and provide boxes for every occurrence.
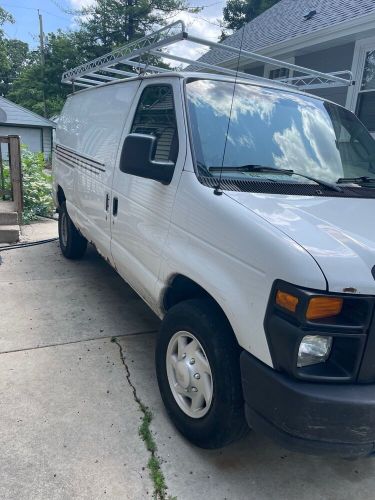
[0,212,59,252]
[0,238,59,252]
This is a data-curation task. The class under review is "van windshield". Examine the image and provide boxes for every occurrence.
[186,79,375,186]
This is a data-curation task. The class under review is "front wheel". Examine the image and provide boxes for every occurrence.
[155,298,249,448]
[58,202,87,259]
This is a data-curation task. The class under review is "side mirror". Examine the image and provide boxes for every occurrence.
[120,133,175,184]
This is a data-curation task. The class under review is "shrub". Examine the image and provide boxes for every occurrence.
[21,148,54,223]
[0,147,54,224]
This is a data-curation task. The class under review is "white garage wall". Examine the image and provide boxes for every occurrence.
[42,127,53,160]
[0,126,42,156]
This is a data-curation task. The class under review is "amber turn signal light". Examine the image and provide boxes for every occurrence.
[306,297,343,321]
[276,290,299,313]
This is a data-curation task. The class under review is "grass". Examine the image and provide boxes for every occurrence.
[138,405,167,499]
[111,337,173,500]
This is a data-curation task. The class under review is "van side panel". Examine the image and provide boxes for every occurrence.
[110,78,187,310]
[54,81,141,259]
[159,171,327,367]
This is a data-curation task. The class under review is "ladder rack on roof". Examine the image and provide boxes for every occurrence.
[62,20,353,91]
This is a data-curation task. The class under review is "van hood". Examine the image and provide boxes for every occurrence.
[226,192,375,295]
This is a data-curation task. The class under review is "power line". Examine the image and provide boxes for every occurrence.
[191,1,225,7]
[47,0,81,16]
[0,3,71,22]
[47,0,225,18]
[195,15,222,27]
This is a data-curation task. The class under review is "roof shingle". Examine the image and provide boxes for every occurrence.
[193,0,375,67]
[0,97,55,128]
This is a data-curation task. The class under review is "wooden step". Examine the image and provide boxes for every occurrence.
[0,225,20,244]
[0,211,18,225]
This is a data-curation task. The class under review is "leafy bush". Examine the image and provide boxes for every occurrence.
[1,147,54,224]
[21,149,54,223]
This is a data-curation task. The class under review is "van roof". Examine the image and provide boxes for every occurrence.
[69,70,345,109]
[70,70,314,99]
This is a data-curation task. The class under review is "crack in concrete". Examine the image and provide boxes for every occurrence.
[0,330,156,355]
[111,337,172,500]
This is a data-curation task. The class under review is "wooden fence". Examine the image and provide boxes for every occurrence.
[0,135,23,218]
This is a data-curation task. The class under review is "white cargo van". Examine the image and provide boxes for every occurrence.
[53,26,375,457]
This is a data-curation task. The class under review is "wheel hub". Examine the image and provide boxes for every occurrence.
[166,330,213,419]
[175,360,191,389]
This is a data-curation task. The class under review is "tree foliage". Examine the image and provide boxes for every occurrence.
[0,7,28,96]
[0,39,29,97]
[0,6,13,29]
[21,148,54,223]
[76,0,200,58]
[222,0,280,37]
[8,31,85,117]
[1,0,200,116]
[1,147,54,223]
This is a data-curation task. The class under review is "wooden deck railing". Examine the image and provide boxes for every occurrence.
[0,135,23,219]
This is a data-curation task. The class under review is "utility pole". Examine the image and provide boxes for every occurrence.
[38,10,47,118]
[127,0,134,41]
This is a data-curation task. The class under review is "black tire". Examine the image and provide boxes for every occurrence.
[156,298,249,449]
[58,202,87,259]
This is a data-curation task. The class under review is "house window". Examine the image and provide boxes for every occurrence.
[356,49,375,132]
[269,67,290,80]
[264,57,294,82]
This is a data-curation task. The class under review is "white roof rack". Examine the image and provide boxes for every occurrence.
[62,20,353,91]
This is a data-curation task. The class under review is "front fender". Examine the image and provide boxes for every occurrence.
[158,172,326,367]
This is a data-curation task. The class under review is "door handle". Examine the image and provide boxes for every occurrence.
[105,193,110,211]
[113,196,118,216]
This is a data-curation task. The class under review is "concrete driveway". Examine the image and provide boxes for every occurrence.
[1,240,375,500]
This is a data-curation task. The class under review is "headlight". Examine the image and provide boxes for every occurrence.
[264,280,371,382]
[297,335,332,367]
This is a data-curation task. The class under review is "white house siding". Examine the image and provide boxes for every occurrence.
[42,127,53,159]
[295,42,355,106]
[242,44,355,107]
[210,43,356,110]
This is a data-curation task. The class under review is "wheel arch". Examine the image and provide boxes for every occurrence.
[162,274,238,344]
[56,185,66,208]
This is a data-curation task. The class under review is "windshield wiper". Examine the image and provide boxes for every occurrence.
[337,176,375,184]
[209,165,294,174]
[209,165,342,192]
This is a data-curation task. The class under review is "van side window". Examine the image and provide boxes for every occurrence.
[131,85,178,163]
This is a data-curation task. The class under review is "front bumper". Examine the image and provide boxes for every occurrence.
[241,351,375,457]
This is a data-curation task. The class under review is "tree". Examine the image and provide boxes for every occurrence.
[8,31,85,117]
[221,0,280,38]
[76,0,201,59]
[0,39,29,96]
[0,7,27,97]
[4,1,202,116]
[0,6,13,31]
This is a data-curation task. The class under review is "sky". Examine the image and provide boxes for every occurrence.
[1,0,225,61]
